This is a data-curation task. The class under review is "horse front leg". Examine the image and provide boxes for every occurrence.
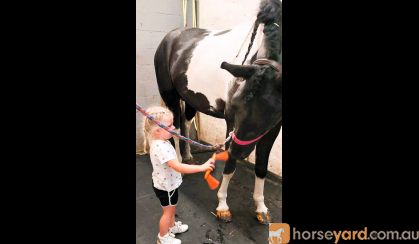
[216,157,236,222]
[254,175,270,224]
[254,122,281,224]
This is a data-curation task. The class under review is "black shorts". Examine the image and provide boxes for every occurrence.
[153,185,179,207]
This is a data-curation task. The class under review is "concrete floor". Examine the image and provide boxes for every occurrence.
[136,150,282,244]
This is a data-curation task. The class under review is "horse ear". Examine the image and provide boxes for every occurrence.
[221,62,256,79]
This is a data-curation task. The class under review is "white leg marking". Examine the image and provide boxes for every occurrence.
[216,171,235,211]
[182,119,193,160]
[253,176,268,213]
[173,128,182,163]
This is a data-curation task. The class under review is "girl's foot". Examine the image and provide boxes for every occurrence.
[169,221,189,234]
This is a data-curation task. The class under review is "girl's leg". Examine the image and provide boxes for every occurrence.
[170,206,176,228]
[159,205,176,236]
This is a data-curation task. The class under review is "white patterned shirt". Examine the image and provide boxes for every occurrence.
[150,140,182,192]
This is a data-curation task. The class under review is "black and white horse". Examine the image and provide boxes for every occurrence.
[154,0,281,224]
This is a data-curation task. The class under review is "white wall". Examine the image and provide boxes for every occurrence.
[136,0,185,154]
[197,0,282,177]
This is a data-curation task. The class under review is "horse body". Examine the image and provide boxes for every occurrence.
[156,19,263,119]
[154,0,282,224]
[186,19,264,109]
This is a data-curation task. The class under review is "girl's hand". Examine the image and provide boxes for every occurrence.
[201,157,215,172]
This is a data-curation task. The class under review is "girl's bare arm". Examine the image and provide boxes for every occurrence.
[167,158,214,174]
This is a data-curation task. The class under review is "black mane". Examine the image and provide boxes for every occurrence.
[244,69,264,103]
[257,0,282,62]
[241,0,282,102]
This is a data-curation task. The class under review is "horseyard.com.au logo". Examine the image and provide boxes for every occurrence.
[269,224,419,243]
[269,223,290,244]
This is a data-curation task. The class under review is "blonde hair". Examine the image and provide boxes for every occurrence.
[143,106,174,153]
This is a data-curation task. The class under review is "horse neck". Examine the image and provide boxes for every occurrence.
[256,37,269,60]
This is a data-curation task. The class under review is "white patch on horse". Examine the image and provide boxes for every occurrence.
[186,18,264,108]
[216,171,235,211]
[253,176,268,213]
[173,128,182,162]
[182,119,193,160]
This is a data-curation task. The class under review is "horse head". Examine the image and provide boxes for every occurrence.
[221,58,282,160]
[220,0,282,160]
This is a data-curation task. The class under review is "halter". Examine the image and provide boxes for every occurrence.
[228,130,270,146]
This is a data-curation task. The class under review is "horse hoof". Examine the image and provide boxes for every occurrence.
[256,211,271,225]
[216,210,232,222]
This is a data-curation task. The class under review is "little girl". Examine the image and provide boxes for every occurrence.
[143,105,215,244]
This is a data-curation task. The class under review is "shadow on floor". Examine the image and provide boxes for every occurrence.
[136,151,282,244]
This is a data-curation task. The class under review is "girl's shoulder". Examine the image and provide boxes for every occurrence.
[150,139,169,144]
[150,140,175,155]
